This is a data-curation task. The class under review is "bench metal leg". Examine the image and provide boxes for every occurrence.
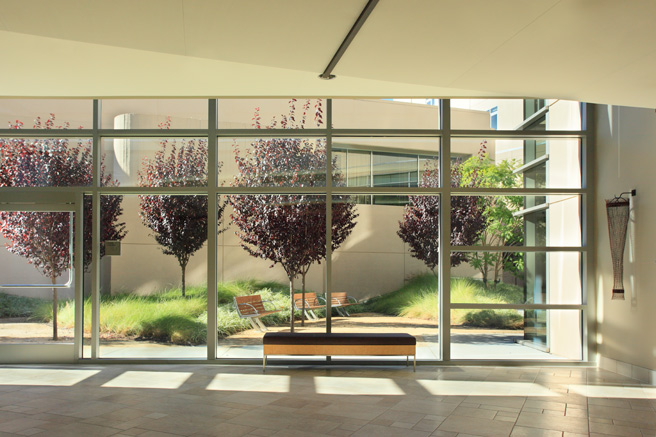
[263,355,267,373]
[254,318,268,331]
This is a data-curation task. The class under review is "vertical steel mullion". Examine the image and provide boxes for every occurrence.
[91,100,101,359]
[207,99,218,360]
[440,99,451,362]
[325,99,333,334]
[73,192,84,360]
[582,103,594,362]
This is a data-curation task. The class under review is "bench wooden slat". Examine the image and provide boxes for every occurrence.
[234,294,281,331]
[293,292,324,311]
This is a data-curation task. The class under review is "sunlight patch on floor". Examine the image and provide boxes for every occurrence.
[417,380,557,397]
[314,376,405,395]
[569,384,656,399]
[101,371,192,389]
[0,368,100,386]
[206,373,290,393]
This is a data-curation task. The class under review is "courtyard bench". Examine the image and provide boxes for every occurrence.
[262,332,416,371]
[234,295,281,331]
[293,292,325,320]
[328,292,358,316]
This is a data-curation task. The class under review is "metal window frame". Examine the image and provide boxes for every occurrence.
[0,98,591,367]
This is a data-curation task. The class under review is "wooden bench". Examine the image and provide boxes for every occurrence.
[234,295,281,331]
[262,332,416,371]
[328,292,358,316]
[293,292,325,320]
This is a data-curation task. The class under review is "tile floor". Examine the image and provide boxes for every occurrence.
[0,364,654,436]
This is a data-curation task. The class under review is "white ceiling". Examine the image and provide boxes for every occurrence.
[0,0,654,107]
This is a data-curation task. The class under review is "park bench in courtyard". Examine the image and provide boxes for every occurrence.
[328,292,358,316]
[234,295,281,331]
[293,292,325,320]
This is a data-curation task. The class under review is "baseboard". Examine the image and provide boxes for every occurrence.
[598,355,656,385]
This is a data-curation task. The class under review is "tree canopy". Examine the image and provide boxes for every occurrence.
[398,160,485,275]
[0,114,126,339]
[229,99,358,330]
[138,118,224,297]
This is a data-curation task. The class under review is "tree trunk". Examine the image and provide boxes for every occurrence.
[301,272,307,327]
[51,277,58,341]
[181,261,187,298]
[289,278,295,333]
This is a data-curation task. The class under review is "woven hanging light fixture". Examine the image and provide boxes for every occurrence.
[605,193,633,300]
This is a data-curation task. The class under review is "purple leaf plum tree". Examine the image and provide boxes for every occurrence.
[0,114,126,340]
[138,118,225,297]
[229,100,358,331]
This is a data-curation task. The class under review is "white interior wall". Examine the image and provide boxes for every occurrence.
[595,105,656,372]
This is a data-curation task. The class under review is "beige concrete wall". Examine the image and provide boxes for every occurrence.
[0,237,75,300]
[594,105,656,371]
[104,197,439,299]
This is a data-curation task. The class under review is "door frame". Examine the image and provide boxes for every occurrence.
[0,191,83,363]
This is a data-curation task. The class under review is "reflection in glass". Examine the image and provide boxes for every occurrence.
[452,138,581,189]
[451,309,582,360]
[219,137,327,188]
[333,99,440,129]
[216,195,336,358]
[99,195,207,358]
[101,99,208,129]
[0,99,92,128]
[333,137,439,191]
[450,252,582,305]
[450,195,582,247]
[0,137,93,188]
[450,99,581,131]
[332,195,440,361]
[102,138,207,187]
[218,99,324,129]
[0,211,75,344]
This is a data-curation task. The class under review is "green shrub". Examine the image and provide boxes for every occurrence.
[365,273,524,329]
[0,292,49,318]
[22,280,293,345]
[463,309,523,329]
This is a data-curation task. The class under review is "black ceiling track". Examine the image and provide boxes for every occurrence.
[319,0,379,80]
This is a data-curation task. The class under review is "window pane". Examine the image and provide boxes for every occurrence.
[101,99,208,129]
[101,137,207,187]
[333,137,439,189]
[99,195,207,358]
[0,137,92,187]
[452,138,581,189]
[219,137,326,187]
[0,99,93,129]
[216,195,327,359]
[450,252,582,305]
[332,99,440,129]
[451,309,582,360]
[0,211,75,345]
[450,195,582,247]
[451,99,581,131]
[332,195,440,361]
[218,99,325,129]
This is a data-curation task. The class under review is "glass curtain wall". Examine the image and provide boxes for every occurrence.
[0,98,587,363]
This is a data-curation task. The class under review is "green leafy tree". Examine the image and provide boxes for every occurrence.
[459,141,523,287]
